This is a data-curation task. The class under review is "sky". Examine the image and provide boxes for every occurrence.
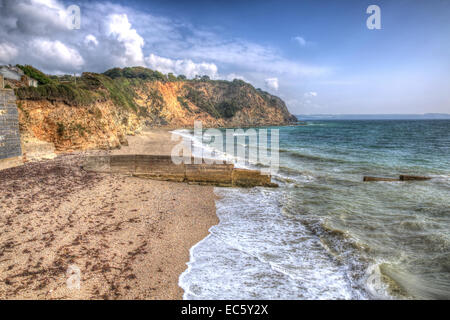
[0,0,449,114]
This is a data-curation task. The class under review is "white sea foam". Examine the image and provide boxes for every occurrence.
[179,187,366,299]
[176,128,369,299]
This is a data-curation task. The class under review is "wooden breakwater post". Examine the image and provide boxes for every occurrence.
[82,155,278,188]
[363,175,432,182]
[399,175,431,181]
[363,176,399,182]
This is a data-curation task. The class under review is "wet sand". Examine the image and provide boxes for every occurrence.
[0,130,218,299]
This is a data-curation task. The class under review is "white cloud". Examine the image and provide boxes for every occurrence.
[225,73,247,82]
[174,37,327,77]
[4,0,70,34]
[304,91,318,97]
[145,53,218,79]
[30,39,84,69]
[0,0,331,112]
[265,78,279,91]
[84,34,98,46]
[0,43,19,63]
[106,13,145,66]
[0,0,329,78]
[293,36,307,46]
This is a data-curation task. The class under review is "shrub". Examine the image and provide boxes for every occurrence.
[103,67,167,82]
[98,76,139,111]
[167,73,177,82]
[217,100,242,118]
[56,122,65,137]
[16,65,54,85]
[177,96,191,111]
[15,83,100,106]
[102,68,123,79]
[184,87,221,118]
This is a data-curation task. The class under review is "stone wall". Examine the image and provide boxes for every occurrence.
[0,66,23,81]
[0,89,22,162]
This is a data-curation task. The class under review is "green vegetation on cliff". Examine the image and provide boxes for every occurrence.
[16,65,54,85]
[104,67,166,82]
[16,82,102,106]
[15,66,297,124]
[15,72,140,110]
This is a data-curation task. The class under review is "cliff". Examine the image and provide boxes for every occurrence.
[15,66,297,152]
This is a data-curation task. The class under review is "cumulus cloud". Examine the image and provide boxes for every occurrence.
[30,39,84,70]
[145,53,218,79]
[265,78,279,91]
[0,43,18,63]
[0,0,78,38]
[106,13,145,66]
[84,34,99,46]
[0,0,329,84]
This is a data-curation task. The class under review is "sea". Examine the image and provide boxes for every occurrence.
[176,120,450,300]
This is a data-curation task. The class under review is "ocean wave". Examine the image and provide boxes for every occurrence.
[178,123,450,300]
[280,149,350,164]
[179,187,369,299]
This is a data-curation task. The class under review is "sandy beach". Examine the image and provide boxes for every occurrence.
[0,129,218,299]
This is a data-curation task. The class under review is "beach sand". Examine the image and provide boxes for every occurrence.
[0,129,218,299]
[108,128,183,156]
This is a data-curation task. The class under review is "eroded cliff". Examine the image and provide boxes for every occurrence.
[15,67,297,152]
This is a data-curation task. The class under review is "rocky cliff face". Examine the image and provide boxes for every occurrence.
[15,68,297,152]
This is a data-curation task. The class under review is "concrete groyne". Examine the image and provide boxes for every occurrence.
[83,155,278,187]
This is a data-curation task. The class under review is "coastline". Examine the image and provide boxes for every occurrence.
[0,129,218,299]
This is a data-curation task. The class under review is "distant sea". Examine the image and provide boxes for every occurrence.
[178,119,450,299]
[297,114,450,120]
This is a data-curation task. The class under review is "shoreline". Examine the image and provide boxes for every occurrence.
[0,129,219,299]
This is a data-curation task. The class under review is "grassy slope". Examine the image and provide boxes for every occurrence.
[15,66,295,122]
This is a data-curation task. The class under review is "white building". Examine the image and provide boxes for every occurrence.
[0,65,38,87]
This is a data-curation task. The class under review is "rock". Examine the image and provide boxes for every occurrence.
[399,175,431,181]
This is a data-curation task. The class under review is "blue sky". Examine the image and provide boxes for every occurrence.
[0,0,449,114]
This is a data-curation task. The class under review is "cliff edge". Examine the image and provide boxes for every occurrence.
[14,66,297,152]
